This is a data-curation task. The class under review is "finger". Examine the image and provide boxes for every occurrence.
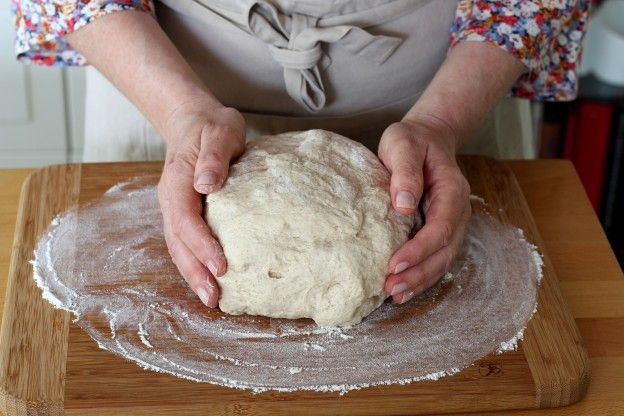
[160,155,227,277]
[378,123,425,215]
[164,224,219,308]
[170,208,227,277]
[194,113,245,194]
[388,200,470,274]
[386,212,467,300]
[385,229,464,304]
[388,251,447,304]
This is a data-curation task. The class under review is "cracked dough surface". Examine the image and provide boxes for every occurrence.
[205,130,415,326]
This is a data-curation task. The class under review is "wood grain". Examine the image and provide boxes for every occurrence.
[499,160,624,416]
[0,158,610,415]
[459,158,590,408]
[0,165,81,415]
[0,170,31,316]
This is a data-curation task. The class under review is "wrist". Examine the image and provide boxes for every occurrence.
[160,93,224,144]
[401,42,525,154]
[401,111,461,153]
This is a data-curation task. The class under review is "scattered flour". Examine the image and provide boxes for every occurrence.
[32,179,543,394]
[138,323,154,349]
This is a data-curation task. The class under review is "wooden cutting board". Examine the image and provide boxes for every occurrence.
[0,157,589,415]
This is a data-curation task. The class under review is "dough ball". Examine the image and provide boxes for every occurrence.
[205,130,415,326]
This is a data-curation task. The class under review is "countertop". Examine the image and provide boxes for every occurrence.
[1,160,623,415]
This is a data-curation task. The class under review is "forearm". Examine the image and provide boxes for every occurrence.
[404,41,526,149]
[65,10,221,140]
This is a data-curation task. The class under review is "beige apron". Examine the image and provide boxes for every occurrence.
[82,0,534,162]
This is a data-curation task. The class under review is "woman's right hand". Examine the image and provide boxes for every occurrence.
[157,101,245,308]
[63,9,248,307]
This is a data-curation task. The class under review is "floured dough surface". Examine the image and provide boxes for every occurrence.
[205,130,415,326]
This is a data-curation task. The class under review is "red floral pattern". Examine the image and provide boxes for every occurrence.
[13,0,589,101]
[451,0,589,101]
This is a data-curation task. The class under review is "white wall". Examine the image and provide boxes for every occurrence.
[0,7,85,168]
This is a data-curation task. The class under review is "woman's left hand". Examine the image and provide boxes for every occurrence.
[378,116,471,304]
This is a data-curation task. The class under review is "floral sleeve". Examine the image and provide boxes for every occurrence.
[451,0,590,101]
[12,0,155,66]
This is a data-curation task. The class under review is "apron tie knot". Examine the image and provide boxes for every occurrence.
[267,44,323,70]
[245,1,404,112]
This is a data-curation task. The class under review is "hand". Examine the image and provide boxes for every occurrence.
[157,101,245,307]
[378,116,471,304]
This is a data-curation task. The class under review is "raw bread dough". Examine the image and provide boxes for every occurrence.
[205,130,415,326]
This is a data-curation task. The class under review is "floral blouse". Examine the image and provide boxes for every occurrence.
[12,0,589,101]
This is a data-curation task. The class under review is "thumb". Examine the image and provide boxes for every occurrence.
[378,124,425,215]
[194,113,245,195]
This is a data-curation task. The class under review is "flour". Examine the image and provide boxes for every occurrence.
[32,178,544,394]
[138,323,154,349]
[103,307,118,339]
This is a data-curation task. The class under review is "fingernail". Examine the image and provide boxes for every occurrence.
[394,261,410,274]
[390,282,409,296]
[396,191,416,209]
[196,285,211,306]
[207,261,218,277]
[400,291,415,304]
[197,171,219,186]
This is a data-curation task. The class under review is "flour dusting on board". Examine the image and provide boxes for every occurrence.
[32,178,543,394]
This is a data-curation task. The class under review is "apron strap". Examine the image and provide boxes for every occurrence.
[157,0,434,112]
[245,1,403,112]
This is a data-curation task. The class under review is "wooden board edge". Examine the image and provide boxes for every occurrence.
[526,254,591,408]
[0,165,81,415]
[0,158,590,414]
[65,157,564,415]
[0,389,63,416]
[500,161,591,408]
